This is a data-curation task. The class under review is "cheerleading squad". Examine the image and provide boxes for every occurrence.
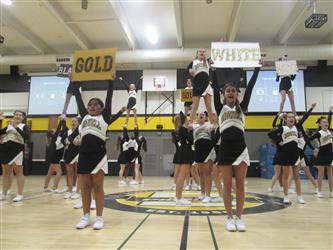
[0,48,332,232]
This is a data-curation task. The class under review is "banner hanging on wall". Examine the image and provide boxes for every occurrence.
[211,42,261,68]
[72,48,117,81]
[275,60,298,76]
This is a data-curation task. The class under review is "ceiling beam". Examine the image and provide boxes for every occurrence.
[226,0,245,42]
[0,45,16,56]
[173,0,183,48]
[42,0,91,50]
[274,1,310,44]
[108,0,137,50]
[0,12,50,54]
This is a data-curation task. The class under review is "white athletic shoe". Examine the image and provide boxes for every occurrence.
[73,186,77,192]
[130,180,138,185]
[191,183,198,190]
[297,196,305,204]
[288,188,296,194]
[64,192,72,199]
[0,193,8,201]
[70,192,80,200]
[139,180,145,184]
[330,192,333,198]
[184,185,190,191]
[43,188,53,192]
[171,183,176,190]
[93,217,104,230]
[73,201,83,209]
[53,189,64,194]
[12,195,23,202]
[235,217,246,232]
[278,187,283,192]
[210,197,223,203]
[267,188,273,193]
[118,180,127,185]
[226,217,236,232]
[202,196,211,203]
[7,189,11,195]
[76,215,91,229]
[198,195,205,201]
[316,192,324,198]
[90,200,96,210]
[175,198,192,206]
[283,196,290,204]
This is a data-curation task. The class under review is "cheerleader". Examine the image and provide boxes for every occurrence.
[184,78,193,115]
[171,130,180,189]
[212,63,260,232]
[66,75,122,230]
[63,117,81,199]
[134,126,146,184]
[276,56,296,116]
[307,107,333,198]
[0,110,29,202]
[173,112,193,205]
[268,113,284,192]
[211,113,224,202]
[117,128,128,185]
[43,119,67,193]
[192,112,215,202]
[119,76,142,127]
[187,48,214,123]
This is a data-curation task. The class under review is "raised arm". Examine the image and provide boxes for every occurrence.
[123,127,129,141]
[119,77,129,92]
[135,76,143,91]
[240,66,260,112]
[290,74,296,81]
[212,70,223,115]
[301,127,315,150]
[272,113,280,127]
[298,103,316,126]
[51,120,64,145]
[103,80,114,124]
[134,126,139,139]
[66,82,87,118]
[328,107,332,129]
[109,108,124,125]
[68,126,79,143]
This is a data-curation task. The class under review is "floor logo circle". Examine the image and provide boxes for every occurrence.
[105,190,289,216]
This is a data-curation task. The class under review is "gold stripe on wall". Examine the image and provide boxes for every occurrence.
[1,115,329,131]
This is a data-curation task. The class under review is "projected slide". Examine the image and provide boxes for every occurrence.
[28,76,77,115]
[247,70,306,112]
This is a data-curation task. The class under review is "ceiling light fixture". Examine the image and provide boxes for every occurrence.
[0,0,12,6]
[146,26,158,44]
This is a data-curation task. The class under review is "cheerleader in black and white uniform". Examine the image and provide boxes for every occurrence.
[212,63,260,232]
[173,112,193,205]
[276,55,297,116]
[119,76,142,127]
[63,117,81,199]
[187,48,214,123]
[134,126,147,184]
[171,130,180,189]
[307,107,333,198]
[117,127,129,185]
[43,119,67,194]
[192,112,215,203]
[184,78,193,115]
[66,75,123,230]
[0,110,29,202]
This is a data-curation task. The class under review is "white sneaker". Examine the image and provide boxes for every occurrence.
[53,189,64,194]
[118,180,127,185]
[73,201,83,209]
[73,186,77,192]
[130,180,138,185]
[198,195,205,201]
[210,197,223,203]
[330,192,333,198]
[70,192,80,200]
[278,187,283,192]
[235,216,246,232]
[13,195,23,202]
[43,188,53,192]
[191,183,198,190]
[316,192,324,198]
[61,187,68,193]
[76,215,91,229]
[175,198,191,206]
[267,188,273,192]
[93,217,104,230]
[64,192,72,199]
[297,196,305,204]
[226,217,236,232]
[184,185,190,191]
[171,183,176,190]
[139,180,145,184]
[7,189,11,195]
[0,193,9,201]
[288,188,296,194]
[90,200,96,210]
[283,196,290,204]
[202,196,211,203]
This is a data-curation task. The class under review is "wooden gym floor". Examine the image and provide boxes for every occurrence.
[0,176,332,250]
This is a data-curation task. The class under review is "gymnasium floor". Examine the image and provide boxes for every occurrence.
[1,176,332,250]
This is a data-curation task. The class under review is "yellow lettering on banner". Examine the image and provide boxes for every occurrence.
[72,48,117,81]
[181,89,193,102]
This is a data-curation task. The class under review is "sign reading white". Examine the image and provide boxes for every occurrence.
[211,42,261,68]
[143,70,177,92]
[275,60,298,76]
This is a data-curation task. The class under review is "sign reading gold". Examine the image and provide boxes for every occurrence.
[211,42,261,68]
[72,48,116,81]
[181,89,193,102]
